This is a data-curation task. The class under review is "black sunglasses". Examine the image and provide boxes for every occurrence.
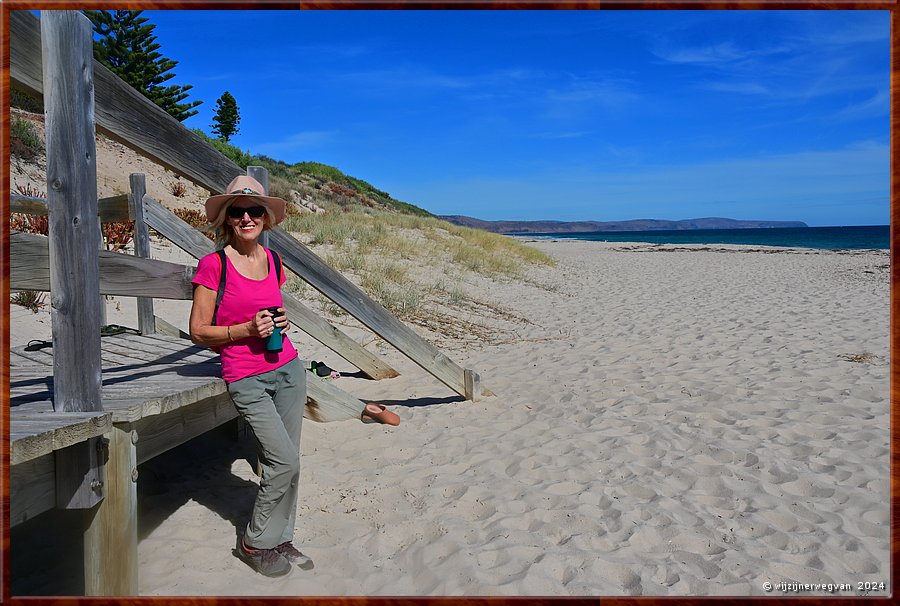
[226,205,267,219]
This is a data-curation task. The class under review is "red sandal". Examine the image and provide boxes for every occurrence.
[361,403,400,426]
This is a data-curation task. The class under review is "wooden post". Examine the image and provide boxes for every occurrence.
[248,166,270,248]
[464,369,481,402]
[83,423,138,595]
[42,11,102,413]
[99,216,107,327]
[131,173,155,334]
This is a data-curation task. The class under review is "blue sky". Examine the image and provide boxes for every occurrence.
[142,10,888,226]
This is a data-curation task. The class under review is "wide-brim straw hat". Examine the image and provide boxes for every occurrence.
[205,175,287,225]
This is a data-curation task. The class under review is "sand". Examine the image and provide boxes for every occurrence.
[9,240,890,596]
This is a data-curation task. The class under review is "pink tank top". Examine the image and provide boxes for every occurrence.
[192,248,298,383]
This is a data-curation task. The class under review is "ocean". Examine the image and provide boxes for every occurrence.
[515,225,890,251]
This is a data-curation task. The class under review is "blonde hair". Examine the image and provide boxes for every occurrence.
[209,198,277,248]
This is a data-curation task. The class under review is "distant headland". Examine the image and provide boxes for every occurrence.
[439,216,808,234]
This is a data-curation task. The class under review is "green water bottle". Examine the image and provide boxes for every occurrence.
[262,306,283,352]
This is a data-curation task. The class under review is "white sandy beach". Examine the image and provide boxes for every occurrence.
[10,239,890,596]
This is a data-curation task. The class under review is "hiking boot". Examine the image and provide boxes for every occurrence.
[275,541,315,570]
[236,538,292,577]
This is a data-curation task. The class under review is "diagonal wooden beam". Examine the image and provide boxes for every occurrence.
[268,228,471,397]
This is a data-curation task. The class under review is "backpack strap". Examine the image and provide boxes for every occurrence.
[211,248,281,327]
[211,249,227,326]
[271,248,283,285]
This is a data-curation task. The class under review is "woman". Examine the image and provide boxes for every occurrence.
[190,175,312,577]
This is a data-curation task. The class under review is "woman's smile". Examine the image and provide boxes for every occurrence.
[230,207,265,238]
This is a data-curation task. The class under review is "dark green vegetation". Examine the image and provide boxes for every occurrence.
[10,116,43,161]
[211,91,240,144]
[84,9,202,122]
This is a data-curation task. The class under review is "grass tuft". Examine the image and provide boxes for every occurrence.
[12,290,46,313]
[11,116,43,161]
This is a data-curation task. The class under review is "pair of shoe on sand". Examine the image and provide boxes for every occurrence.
[236,537,314,577]
[309,360,340,380]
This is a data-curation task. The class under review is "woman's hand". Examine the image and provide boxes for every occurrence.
[272,307,291,333]
[253,307,290,338]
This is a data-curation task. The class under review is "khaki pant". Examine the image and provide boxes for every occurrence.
[227,357,305,549]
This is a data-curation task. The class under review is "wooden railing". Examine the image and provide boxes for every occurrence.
[11,10,486,400]
[11,188,401,381]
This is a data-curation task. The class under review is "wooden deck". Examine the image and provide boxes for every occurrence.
[9,331,369,526]
[11,333,224,454]
[10,333,230,523]
[15,332,222,407]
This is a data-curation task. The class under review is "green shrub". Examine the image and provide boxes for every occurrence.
[10,116,43,160]
[10,88,43,113]
[12,290,46,313]
[293,161,347,182]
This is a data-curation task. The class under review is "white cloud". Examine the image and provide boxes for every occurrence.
[701,81,772,96]
[831,89,890,122]
[253,130,335,154]
[653,42,747,65]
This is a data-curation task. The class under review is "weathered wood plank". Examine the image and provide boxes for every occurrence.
[43,10,103,413]
[11,193,132,222]
[10,194,50,216]
[464,369,482,402]
[141,332,209,352]
[10,349,53,366]
[131,174,156,334]
[84,423,138,595]
[141,195,399,380]
[268,228,468,396]
[10,454,56,526]
[6,378,364,529]
[100,194,132,222]
[153,315,191,340]
[142,193,215,258]
[133,393,237,465]
[304,373,367,423]
[12,231,196,299]
[10,365,56,381]
[104,381,228,424]
[114,332,212,356]
[9,10,44,97]
[10,400,56,415]
[11,10,242,195]
[99,348,150,367]
[101,334,195,358]
[10,410,112,465]
[103,334,215,365]
[247,166,270,249]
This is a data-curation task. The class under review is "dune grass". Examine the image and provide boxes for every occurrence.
[280,206,554,323]
[282,207,553,277]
